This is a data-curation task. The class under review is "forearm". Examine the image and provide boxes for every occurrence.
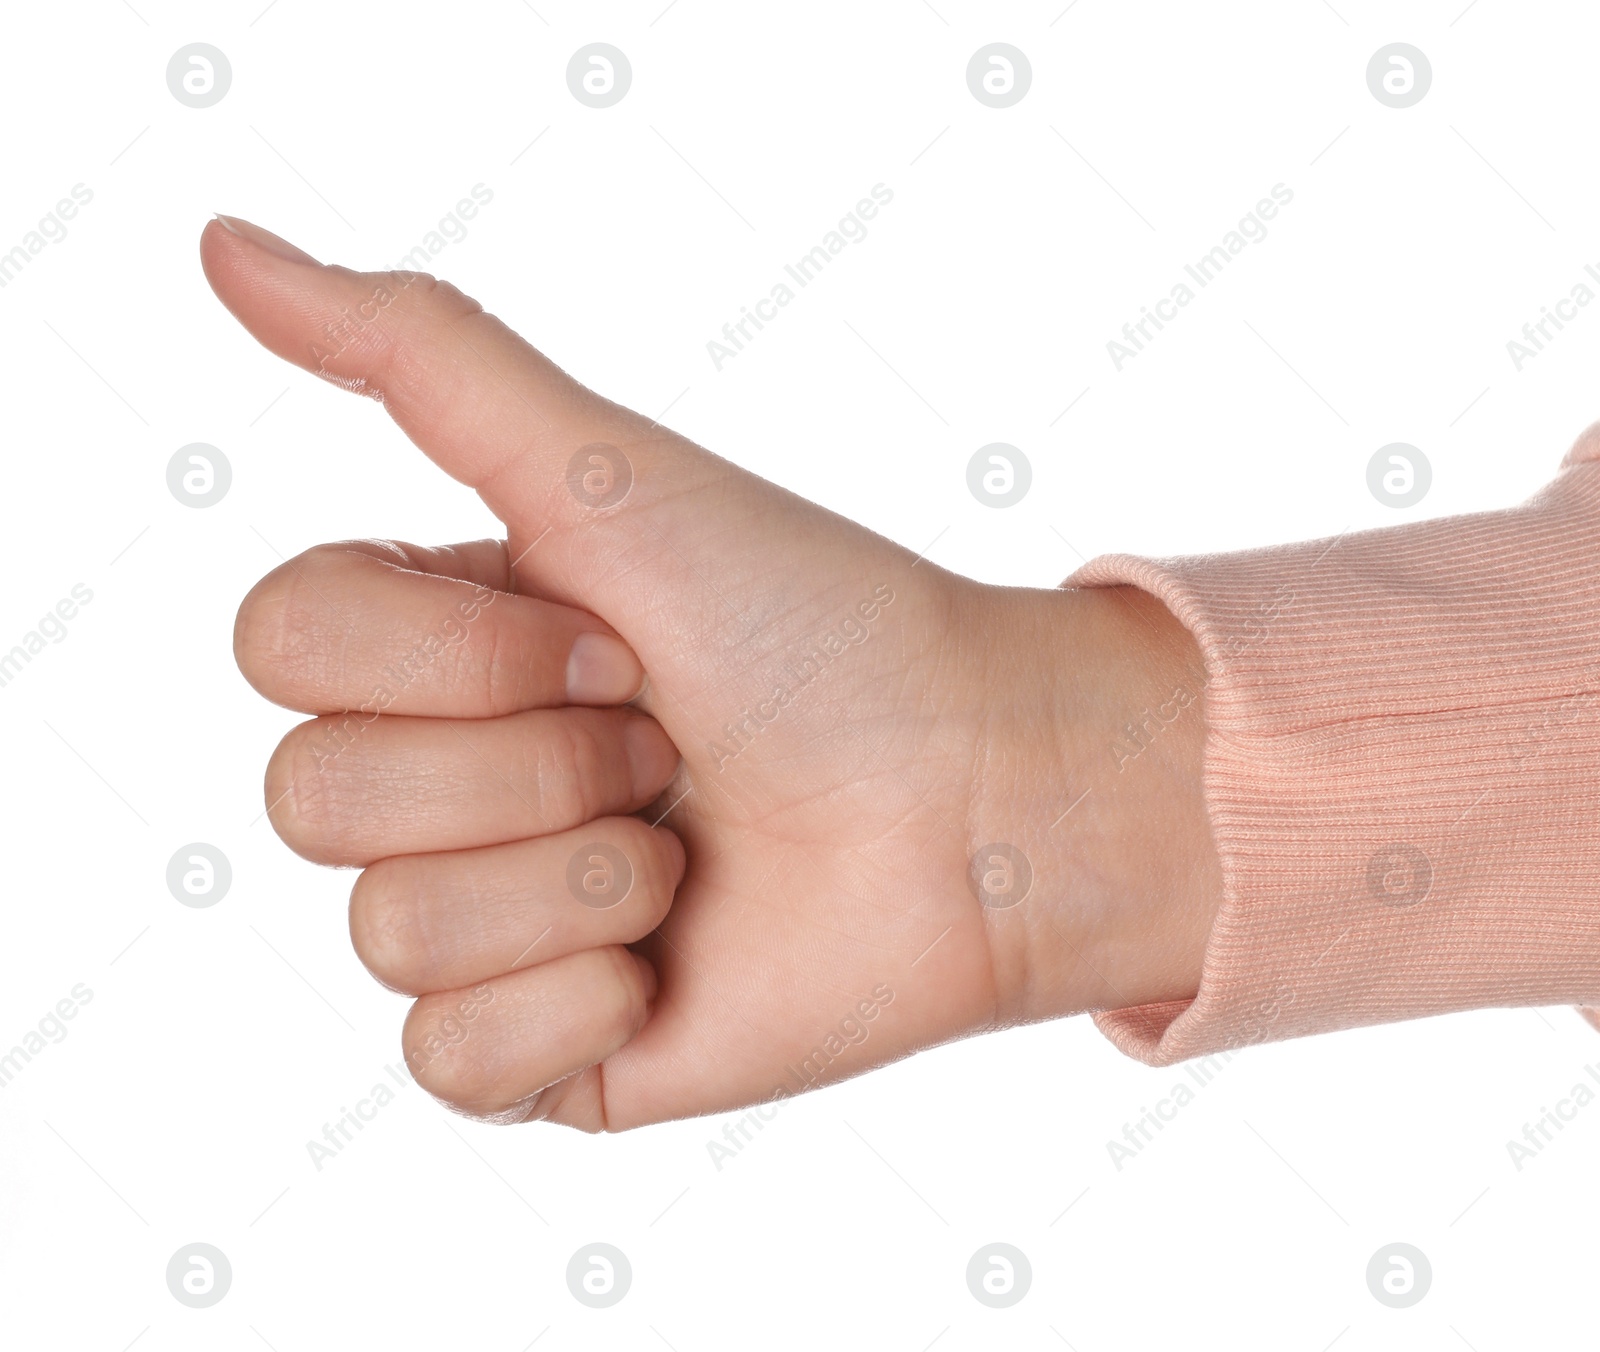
[1065,436,1600,1064]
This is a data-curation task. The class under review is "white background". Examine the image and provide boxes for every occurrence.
[2,0,1598,1347]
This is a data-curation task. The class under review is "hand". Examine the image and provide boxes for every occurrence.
[207,215,1221,1130]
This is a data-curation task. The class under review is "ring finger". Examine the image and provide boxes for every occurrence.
[350,816,686,995]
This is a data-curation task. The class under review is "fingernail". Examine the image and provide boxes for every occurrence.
[624,717,680,801]
[213,214,321,265]
[566,631,646,705]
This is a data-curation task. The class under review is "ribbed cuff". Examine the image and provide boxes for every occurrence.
[1066,435,1600,1066]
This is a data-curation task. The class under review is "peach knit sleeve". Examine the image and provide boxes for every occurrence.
[1065,426,1600,1065]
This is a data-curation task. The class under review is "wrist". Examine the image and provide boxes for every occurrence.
[962,581,1221,1025]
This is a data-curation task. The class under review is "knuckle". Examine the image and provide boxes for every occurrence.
[265,718,365,863]
[368,272,483,405]
[380,267,442,312]
[472,618,530,716]
[402,988,494,1109]
[233,544,370,702]
[233,563,308,697]
[349,861,428,993]
[539,717,607,826]
[408,273,482,326]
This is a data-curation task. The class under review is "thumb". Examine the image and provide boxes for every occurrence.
[199,214,699,555]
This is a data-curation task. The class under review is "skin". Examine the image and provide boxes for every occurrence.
[205,214,1223,1132]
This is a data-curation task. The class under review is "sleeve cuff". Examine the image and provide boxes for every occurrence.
[1066,438,1600,1065]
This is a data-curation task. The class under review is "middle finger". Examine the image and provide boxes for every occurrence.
[264,706,681,866]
